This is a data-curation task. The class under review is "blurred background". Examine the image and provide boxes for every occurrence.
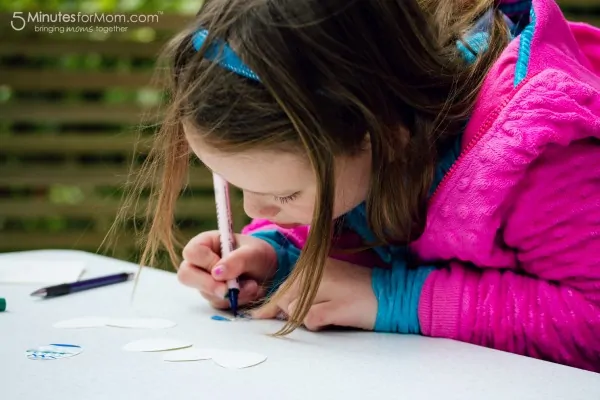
[0,0,249,270]
[0,0,598,270]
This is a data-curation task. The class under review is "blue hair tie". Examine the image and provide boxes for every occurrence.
[192,29,260,82]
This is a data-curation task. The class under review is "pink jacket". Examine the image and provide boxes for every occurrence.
[244,0,600,372]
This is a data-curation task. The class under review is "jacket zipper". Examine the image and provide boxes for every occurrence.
[428,87,521,204]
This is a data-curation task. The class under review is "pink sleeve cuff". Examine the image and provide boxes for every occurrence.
[241,219,309,250]
[418,264,477,340]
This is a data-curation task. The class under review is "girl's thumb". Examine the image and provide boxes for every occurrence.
[211,245,274,281]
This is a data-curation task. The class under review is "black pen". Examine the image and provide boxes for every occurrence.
[30,272,135,298]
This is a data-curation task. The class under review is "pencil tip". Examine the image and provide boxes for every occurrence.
[30,289,46,297]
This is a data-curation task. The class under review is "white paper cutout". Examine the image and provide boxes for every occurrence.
[161,347,267,369]
[53,317,108,329]
[162,348,215,362]
[211,350,267,369]
[123,338,193,352]
[106,318,176,329]
[0,261,85,284]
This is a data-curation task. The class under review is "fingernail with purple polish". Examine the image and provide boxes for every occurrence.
[213,265,225,276]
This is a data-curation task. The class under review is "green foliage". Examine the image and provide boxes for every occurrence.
[49,185,85,205]
[0,0,198,13]
[0,0,205,260]
[0,85,12,103]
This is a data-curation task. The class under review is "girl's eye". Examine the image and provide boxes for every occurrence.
[274,192,299,204]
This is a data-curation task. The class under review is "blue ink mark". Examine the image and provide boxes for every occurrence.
[211,315,231,322]
[49,343,80,348]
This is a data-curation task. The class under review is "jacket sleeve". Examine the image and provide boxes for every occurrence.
[418,140,600,372]
[241,219,305,295]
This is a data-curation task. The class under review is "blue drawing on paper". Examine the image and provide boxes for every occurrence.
[26,344,83,360]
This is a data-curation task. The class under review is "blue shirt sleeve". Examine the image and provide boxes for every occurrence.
[249,230,301,296]
[372,262,435,334]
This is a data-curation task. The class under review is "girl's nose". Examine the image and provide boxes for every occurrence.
[243,193,280,219]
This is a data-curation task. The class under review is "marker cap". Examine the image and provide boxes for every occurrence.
[0,298,6,312]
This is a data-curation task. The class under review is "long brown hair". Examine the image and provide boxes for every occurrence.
[112,0,508,335]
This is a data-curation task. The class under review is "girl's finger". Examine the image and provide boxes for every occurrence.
[212,245,276,282]
[182,246,220,273]
[251,290,294,320]
[183,230,221,254]
[286,298,299,318]
[301,301,338,331]
[200,291,230,310]
[251,276,300,319]
[178,260,222,294]
[182,231,222,271]
[285,298,323,328]
[250,300,281,320]
[201,279,264,310]
[236,279,261,305]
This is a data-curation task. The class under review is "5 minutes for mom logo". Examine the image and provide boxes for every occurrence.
[10,11,162,32]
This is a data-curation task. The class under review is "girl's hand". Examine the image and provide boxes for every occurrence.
[178,231,277,309]
[252,258,377,331]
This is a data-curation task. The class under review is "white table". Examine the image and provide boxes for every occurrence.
[1,250,599,400]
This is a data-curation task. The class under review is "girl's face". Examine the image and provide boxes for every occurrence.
[185,129,371,227]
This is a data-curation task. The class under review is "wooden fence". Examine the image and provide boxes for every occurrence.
[0,12,247,264]
[0,2,598,266]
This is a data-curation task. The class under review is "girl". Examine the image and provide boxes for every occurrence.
[125,0,600,372]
